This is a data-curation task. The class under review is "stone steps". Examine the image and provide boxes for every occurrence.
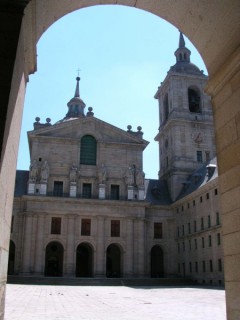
[7,276,194,287]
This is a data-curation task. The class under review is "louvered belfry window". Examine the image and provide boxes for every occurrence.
[80,135,97,165]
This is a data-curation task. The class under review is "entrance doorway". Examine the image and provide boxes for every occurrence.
[151,245,164,278]
[7,240,15,275]
[106,244,122,278]
[76,243,93,277]
[45,241,64,277]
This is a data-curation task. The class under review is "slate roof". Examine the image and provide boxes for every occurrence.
[176,157,218,200]
[14,170,29,196]
[145,179,172,205]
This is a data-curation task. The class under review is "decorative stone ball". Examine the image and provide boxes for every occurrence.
[127,125,132,130]
[46,118,51,123]
[88,107,93,112]
[137,126,142,131]
[35,117,40,122]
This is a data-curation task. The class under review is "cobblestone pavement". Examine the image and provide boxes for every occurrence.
[5,285,226,320]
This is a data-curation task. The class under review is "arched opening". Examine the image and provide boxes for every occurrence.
[163,93,169,122]
[76,243,93,277]
[188,88,201,113]
[151,245,164,278]
[7,240,16,275]
[45,241,64,277]
[106,244,122,278]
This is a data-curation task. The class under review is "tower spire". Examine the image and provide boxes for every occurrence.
[179,31,185,48]
[74,76,80,98]
[174,31,191,63]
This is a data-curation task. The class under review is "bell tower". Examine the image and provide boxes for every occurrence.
[154,32,216,201]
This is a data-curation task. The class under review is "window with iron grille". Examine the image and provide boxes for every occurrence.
[51,217,61,234]
[82,183,92,199]
[154,222,163,239]
[110,185,120,200]
[80,135,97,165]
[81,219,91,236]
[53,181,63,197]
[111,220,120,237]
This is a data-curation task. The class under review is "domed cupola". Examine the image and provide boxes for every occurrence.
[170,32,203,76]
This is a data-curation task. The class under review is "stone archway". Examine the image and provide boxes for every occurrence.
[0,1,240,319]
[106,244,122,278]
[45,241,64,277]
[7,240,16,276]
[76,243,93,277]
[151,245,164,278]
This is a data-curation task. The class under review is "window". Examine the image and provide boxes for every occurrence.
[188,88,201,113]
[208,235,212,247]
[193,200,196,206]
[200,196,203,203]
[218,259,222,272]
[188,239,191,251]
[195,261,198,273]
[216,212,220,225]
[194,239,198,250]
[111,220,120,237]
[181,205,184,212]
[206,192,209,200]
[215,188,218,195]
[154,222,163,239]
[80,135,97,165]
[189,262,192,273]
[201,217,204,230]
[197,151,203,163]
[51,217,61,234]
[202,261,206,272]
[208,215,211,228]
[110,185,120,200]
[202,237,205,248]
[82,183,92,198]
[163,93,169,122]
[209,260,213,272]
[194,220,197,232]
[182,225,185,236]
[205,151,210,162]
[81,219,91,236]
[188,222,191,234]
[177,227,180,237]
[182,241,185,252]
[53,181,63,197]
[178,242,180,253]
[217,233,221,245]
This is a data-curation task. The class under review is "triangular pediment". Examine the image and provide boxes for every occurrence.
[28,116,149,147]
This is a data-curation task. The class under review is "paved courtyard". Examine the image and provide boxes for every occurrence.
[5,284,226,320]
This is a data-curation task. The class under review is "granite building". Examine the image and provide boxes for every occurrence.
[9,32,223,285]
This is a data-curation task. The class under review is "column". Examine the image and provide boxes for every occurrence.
[34,215,45,275]
[134,218,145,277]
[125,219,134,277]
[95,216,105,277]
[21,214,33,274]
[65,216,75,276]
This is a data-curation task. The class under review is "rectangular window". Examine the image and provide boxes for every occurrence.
[194,220,197,232]
[110,185,120,200]
[154,222,163,239]
[200,196,203,203]
[82,183,92,199]
[205,151,210,162]
[111,220,120,237]
[202,260,206,272]
[51,217,61,234]
[195,261,198,273]
[53,181,63,197]
[189,262,192,273]
[209,260,213,272]
[216,212,220,225]
[181,205,184,212]
[202,237,205,248]
[177,226,180,237]
[188,222,191,234]
[194,238,198,250]
[217,233,221,245]
[193,200,196,206]
[197,151,203,163]
[81,219,91,236]
[182,225,185,236]
[215,188,218,195]
[206,192,209,200]
[188,239,191,251]
[208,215,211,228]
[208,235,212,247]
[201,217,204,230]
[218,259,222,272]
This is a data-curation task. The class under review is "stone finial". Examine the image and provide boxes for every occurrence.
[87,107,94,117]
[127,125,132,132]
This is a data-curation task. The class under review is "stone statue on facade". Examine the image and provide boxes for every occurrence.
[136,170,145,187]
[70,164,78,183]
[40,160,49,183]
[29,159,39,182]
[98,164,107,184]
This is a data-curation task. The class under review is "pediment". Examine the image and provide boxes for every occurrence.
[28,117,149,147]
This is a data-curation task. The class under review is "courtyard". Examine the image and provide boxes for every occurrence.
[5,284,226,320]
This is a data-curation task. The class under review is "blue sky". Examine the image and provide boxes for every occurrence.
[17,5,207,178]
